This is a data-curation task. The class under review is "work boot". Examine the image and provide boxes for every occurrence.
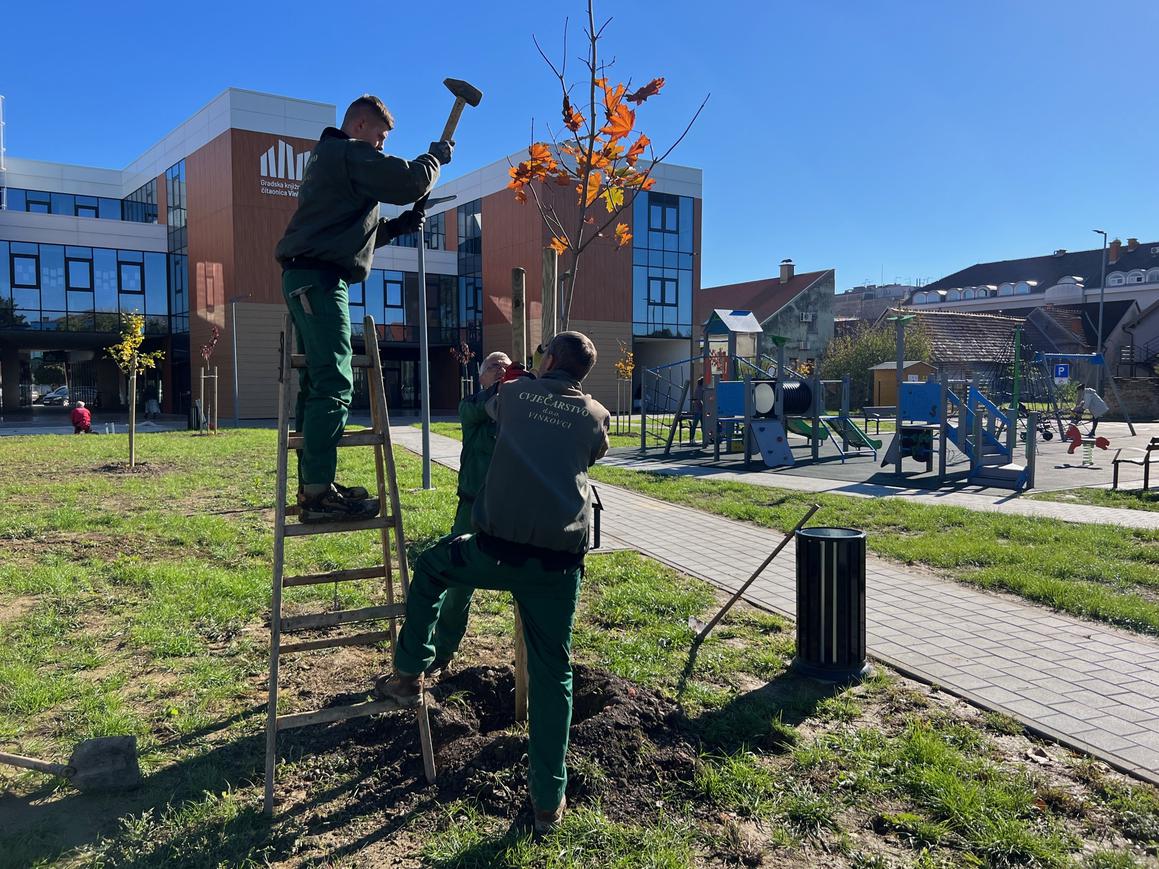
[533,795,566,835]
[297,482,370,507]
[373,672,423,708]
[424,657,452,680]
[299,484,380,524]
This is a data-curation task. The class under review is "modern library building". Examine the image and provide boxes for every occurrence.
[0,88,702,417]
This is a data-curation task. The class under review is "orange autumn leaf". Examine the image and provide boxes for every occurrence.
[561,95,584,133]
[600,103,635,140]
[549,236,569,255]
[601,186,624,213]
[615,223,632,247]
[529,142,553,162]
[603,82,626,114]
[514,188,527,204]
[580,171,603,207]
[625,77,665,105]
[625,133,650,165]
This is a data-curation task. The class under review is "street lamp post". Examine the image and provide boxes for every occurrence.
[415,195,457,490]
[1092,229,1108,392]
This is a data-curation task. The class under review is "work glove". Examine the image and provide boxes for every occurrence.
[385,209,424,238]
[428,139,454,166]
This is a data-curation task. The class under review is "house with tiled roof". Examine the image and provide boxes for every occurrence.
[878,308,1024,383]
[695,259,835,370]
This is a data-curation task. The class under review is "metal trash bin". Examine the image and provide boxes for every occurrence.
[791,527,871,682]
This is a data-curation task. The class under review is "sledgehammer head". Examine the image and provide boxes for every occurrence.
[444,78,483,107]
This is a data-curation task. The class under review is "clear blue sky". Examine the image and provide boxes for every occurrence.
[3,0,1155,290]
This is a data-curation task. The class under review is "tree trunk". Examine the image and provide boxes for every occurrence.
[128,365,137,468]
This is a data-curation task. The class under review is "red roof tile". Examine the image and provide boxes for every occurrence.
[697,270,832,325]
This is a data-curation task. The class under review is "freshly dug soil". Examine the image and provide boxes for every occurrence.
[283,663,699,822]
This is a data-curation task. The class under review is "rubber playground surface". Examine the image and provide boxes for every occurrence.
[621,420,1154,497]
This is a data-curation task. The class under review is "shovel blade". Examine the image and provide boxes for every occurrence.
[67,736,142,792]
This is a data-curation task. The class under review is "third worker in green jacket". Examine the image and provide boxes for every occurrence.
[427,350,511,675]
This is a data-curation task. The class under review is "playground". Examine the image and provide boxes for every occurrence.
[629,308,1153,498]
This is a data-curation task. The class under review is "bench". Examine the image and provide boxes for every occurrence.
[861,406,896,435]
[1112,437,1159,490]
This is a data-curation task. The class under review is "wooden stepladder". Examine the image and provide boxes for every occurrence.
[264,314,435,815]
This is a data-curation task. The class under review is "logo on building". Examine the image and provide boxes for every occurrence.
[259,140,311,198]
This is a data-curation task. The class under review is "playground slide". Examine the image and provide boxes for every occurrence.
[785,417,821,439]
[826,416,882,450]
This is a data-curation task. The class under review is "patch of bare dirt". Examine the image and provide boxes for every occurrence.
[93,461,174,476]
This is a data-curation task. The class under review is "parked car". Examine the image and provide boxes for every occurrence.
[39,387,69,405]
[40,386,99,406]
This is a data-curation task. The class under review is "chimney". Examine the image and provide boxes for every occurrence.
[779,258,795,282]
[1127,237,1139,252]
[1053,249,1067,257]
[1109,238,1122,264]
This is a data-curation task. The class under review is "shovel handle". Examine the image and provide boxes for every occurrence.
[693,503,820,645]
[0,750,72,779]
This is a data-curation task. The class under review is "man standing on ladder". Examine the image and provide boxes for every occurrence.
[275,94,453,522]
[426,349,511,678]
[377,331,610,833]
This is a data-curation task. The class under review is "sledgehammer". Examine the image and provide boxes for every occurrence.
[0,735,142,793]
[438,77,483,143]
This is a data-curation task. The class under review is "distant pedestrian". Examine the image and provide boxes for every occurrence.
[71,401,92,434]
[1072,383,1109,435]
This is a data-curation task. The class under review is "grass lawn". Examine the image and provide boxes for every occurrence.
[590,466,1159,637]
[1031,487,1159,514]
[1,430,1158,866]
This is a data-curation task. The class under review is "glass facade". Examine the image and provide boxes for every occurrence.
[346,268,458,343]
[632,191,694,338]
[2,186,158,223]
[0,240,168,333]
[456,198,483,348]
[387,209,445,250]
[165,162,189,335]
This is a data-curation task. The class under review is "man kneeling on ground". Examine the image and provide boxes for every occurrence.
[376,331,610,834]
[426,349,511,679]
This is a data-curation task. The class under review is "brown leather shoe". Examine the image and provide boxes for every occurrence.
[533,795,566,834]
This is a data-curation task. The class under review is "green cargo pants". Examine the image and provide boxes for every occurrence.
[281,269,352,487]
[395,533,582,810]
[430,498,476,662]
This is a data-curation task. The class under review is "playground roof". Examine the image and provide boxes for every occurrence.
[869,360,933,371]
[698,269,833,326]
[704,309,763,334]
[889,308,1024,363]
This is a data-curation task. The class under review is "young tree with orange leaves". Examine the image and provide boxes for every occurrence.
[507,0,707,330]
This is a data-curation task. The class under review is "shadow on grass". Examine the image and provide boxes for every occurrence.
[680,648,851,755]
[0,700,440,868]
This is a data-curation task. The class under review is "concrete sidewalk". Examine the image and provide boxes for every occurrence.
[393,424,1159,786]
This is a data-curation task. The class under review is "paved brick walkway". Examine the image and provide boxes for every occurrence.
[393,425,1159,785]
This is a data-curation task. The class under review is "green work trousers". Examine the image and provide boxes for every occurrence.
[281,269,353,487]
[430,498,477,662]
[395,533,582,810]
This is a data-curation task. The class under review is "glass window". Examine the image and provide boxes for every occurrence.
[67,259,93,290]
[99,198,121,220]
[68,291,94,312]
[348,281,364,305]
[75,196,99,218]
[94,249,118,311]
[13,288,39,312]
[386,276,403,308]
[7,189,26,211]
[12,254,39,288]
[51,193,73,214]
[26,192,50,213]
[364,271,385,323]
[40,246,66,310]
[145,253,167,316]
[119,261,143,292]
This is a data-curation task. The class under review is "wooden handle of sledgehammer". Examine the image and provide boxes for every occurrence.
[0,750,72,779]
[440,99,466,143]
[692,504,820,646]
